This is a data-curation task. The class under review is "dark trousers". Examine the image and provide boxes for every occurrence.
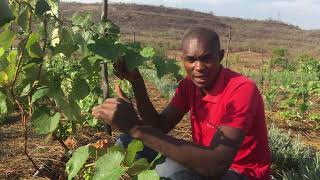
[116,134,247,180]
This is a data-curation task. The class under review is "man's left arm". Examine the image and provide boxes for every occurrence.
[130,125,245,178]
[130,81,261,177]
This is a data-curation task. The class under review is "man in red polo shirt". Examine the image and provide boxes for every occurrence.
[92,27,271,179]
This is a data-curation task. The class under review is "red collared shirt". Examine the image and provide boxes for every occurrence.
[170,67,271,180]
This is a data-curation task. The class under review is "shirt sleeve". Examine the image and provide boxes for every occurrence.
[220,81,260,134]
[169,79,190,113]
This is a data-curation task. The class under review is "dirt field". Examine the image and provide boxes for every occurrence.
[1,76,319,179]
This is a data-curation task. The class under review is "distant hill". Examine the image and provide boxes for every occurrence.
[61,2,320,56]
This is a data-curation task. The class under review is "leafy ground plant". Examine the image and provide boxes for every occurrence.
[66,140,162,180]
[268,125,319,179]
[0,0,176,178]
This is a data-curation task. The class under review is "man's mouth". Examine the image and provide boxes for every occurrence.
[193,74,207,83]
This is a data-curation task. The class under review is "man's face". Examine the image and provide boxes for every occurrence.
[182,38,224,90]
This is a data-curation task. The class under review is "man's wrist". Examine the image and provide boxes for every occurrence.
[130,75,144,87]
[129,125,143,139]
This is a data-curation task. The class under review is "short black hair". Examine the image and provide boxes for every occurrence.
[182,27,220,50]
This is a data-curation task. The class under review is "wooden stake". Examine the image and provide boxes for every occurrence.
[100,0,112,135]
[225,26,232,68]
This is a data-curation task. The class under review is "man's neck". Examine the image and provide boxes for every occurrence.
[200,65,222,96]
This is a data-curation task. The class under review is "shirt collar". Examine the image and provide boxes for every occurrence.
[198,66,226,103]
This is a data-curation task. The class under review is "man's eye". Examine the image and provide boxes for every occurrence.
[203,56,216,63]
[203,56,213,60]
[185,57,196,62]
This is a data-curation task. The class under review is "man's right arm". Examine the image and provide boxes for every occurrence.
[131,75,185,133]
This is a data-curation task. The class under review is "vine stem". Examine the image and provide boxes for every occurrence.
[100,0,112,136]
[85,163,95,168]
[52,133,70,151]
[22,113,41,172]
[225,25,232,68]
[11,5,43,175]
[28,15,49,116]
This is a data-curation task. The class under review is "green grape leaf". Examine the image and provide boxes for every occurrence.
[74,32,89,56]
[0,30,15,50]
[127,158,150,176]
[47,0,59,17]
[66,145,95,180]
[123,47,144,71]
[87,118,98,127]
[0,72,8,84]
[153,57,180,79]
[35,0,51,16]
[31,86,50,104]
[93,150,127,180]
[300,103,309,113]
[108,146,126,154]
[31,108,60,134]
[70,79,89,100]
[0,47,4,57]
[0,0,15,28]
[22,63,38,82]
[20,83,31,97]
[4,50,17,82]
[152,57,166,78]
[17,8,29,32]
[52,28,78,57]
[51,28,60,47]
[87,55,103,65]
[53,42,78,58]
[51,89,83,122]
[140,47,155,58]
[60,28,74,45]
[124,139,144,166]
[0,57,9,71]
[87,38,123,60]
[164,60,181,79]
[71,12,93,28]
[149,153,166,169]
[0,92,8,114]
[97,20,120,36]
[7,50,17,64]
[26,32,44,58]
[137,170,159,180]
[17,36,31,62]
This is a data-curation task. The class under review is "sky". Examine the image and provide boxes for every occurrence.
[62,0,320,30]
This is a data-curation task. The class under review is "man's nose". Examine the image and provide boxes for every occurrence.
[194,60,206,71]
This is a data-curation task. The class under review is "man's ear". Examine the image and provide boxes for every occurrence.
[219,49,225,62]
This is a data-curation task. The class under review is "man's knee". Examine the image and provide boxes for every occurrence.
[115,134,158,162]
[115,134,133,148]
[220,170,247,180]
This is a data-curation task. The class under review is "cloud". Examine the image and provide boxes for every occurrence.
[255,0,320,29]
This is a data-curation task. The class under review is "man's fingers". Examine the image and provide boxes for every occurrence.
[92,99,117,113]
[92,107,113,121]
[114,69,124,80]
[113,63,124,79]
[119,60,129,74]
[115,83,130,103]
[103,98,119,104]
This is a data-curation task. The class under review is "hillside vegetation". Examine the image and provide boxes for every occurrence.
[61,2,320,56]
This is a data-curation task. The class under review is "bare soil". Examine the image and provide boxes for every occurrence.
[0,62,319,179]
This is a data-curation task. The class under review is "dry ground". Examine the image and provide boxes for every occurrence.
[0,51,319,179]
[1,79,319,179]
[0,79,192,179]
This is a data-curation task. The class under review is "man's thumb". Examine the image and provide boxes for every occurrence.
[115,83,130,103]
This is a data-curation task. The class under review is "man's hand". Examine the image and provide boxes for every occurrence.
[113,58,142,83]
[92,84,140,134]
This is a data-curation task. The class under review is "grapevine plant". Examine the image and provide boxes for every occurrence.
[0,0,180,179]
